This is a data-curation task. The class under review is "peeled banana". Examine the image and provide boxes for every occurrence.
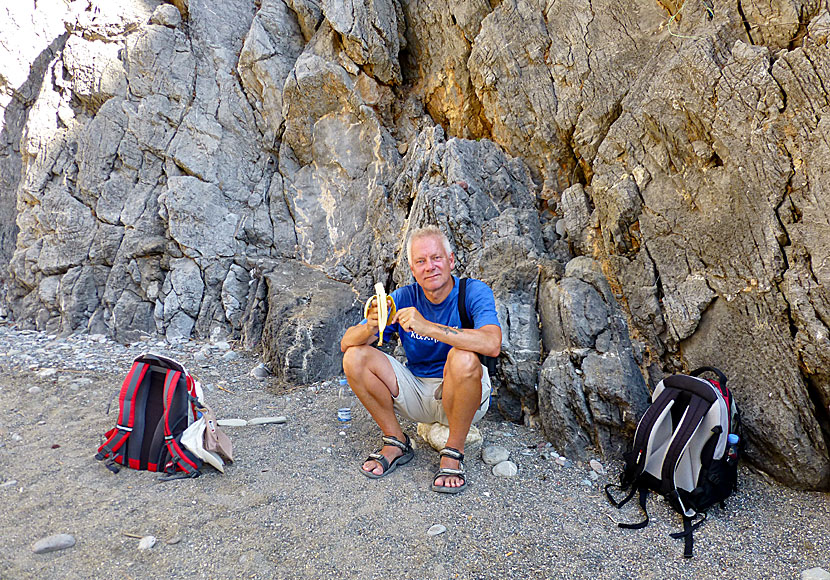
[363,282,396,346]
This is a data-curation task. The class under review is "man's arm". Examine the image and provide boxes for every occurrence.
[392,307,501,357]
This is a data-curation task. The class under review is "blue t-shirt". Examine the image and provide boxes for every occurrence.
[366,276,500,378]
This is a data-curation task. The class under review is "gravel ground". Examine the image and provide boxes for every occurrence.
[0,323,828,580]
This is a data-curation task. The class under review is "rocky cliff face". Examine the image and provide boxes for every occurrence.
[1,0,828,490]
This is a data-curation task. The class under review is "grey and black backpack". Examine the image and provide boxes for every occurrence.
[606,366,741,557]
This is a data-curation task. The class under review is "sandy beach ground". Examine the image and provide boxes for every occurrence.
[0,324,828,579]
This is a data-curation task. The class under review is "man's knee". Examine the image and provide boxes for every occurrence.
[343,344,374,375]
[445,348,482,380]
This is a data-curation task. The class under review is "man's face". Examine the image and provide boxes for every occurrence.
[409,235,455,295]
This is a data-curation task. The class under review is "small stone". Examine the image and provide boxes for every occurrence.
[150,4,182,27]
[166,535,182,545]
[0,480,18,488]
[37,368,57,378]
[28,386,42,394]
[581,479,593,487]
[492,460,518,477]
[217,418,248,427]
[588,470,599,481]
[481,446,510,466]
[222,351,238,362]
[555,456,567,467]
[215,341,231,351]
[589,459,605,475]
[802,568,830,580]
[32,534,76,554]
[138,536,156,550]
[417,422,482,452]
[11,433,22,442]
[247,416,287,425]
[427,524,446,536]
[250,363,270,378]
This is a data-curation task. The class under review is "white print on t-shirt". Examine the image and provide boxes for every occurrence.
[409,330,438,343]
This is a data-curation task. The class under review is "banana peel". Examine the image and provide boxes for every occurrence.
[363,282,396,346]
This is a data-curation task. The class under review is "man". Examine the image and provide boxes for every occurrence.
[340,226,501,494]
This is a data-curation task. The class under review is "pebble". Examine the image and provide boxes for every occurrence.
[248,416,287,425]
[27,386,42,394]
[588,470,599,481]
[555,456,568,467]
[427,524,447,536]
[214,341,231,351]
[217,418,248,427]
[138,535,157,550]
[481,445,510,466]
[36,368,57,378]
[0,480,18,488]
[492,460,518,477]
[250,363,270,378]
[222,351,238,362]
[802,568,830,580]
[166,535,182,545]
[32,533,76,554]
[581,479,593,487]
[11,433,22,442]
[589,459,605,475]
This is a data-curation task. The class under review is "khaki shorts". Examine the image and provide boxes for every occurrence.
[383,353,491,425]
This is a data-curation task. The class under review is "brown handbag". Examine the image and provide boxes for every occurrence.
[202,404,233,462]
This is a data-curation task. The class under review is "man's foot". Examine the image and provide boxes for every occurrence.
[433,455,465,488]
[431,447,467,493]
[360,434,414,479]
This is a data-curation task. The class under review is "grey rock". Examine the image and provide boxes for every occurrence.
[427,524,447,536]
[538,258,648,460]
[250,363,271,378]
[802,569,830,580]
[322,0,405,85]
[150,4,182,28]
[138,535,156,550]
[492,460,518,477]
[589,459,605,475]
[32,534,76,554]
[247,416,287,425]
[481,446,510,466]
[217,419,248,427]
[260,260,361,384]
[222,351,238,362]
[27,386,42,394]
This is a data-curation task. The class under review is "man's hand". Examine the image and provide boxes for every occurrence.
[390,306,429,335]
[340,295,395,352]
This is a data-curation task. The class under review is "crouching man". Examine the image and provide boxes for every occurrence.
[340,226,501,494]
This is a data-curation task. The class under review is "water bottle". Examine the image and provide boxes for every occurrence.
[337,378,352,422]
[725,433,739,465]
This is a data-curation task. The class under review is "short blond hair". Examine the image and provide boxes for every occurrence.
[406,226,452,264]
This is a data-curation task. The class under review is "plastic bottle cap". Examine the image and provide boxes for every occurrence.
[339,378,349,386]
[727,433,739,445]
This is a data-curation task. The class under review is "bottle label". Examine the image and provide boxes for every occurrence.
[337,408,351,421]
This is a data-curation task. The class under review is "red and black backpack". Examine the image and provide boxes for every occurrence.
[95,353,203,478]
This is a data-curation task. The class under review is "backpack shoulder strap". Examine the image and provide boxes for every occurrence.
[162,369,201,475]
[659,392,716,509]
[96,362,150,460]
[457,278,473,329]
[623,385,679,483]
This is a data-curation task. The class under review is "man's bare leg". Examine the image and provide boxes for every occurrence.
[435,347,483,489]
[342,345,405,475]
